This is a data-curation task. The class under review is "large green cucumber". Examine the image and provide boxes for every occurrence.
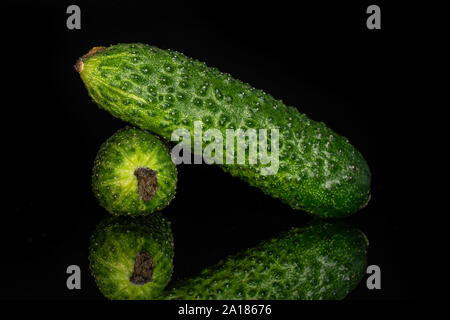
[92,127,177,216]
[89,214,174,300]
[77,43,371,218]
[162,222,368,300]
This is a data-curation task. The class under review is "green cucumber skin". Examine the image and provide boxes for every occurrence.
[89,214,174,300]
[79,43,371,218]
[162,222,368,300]
[92,127,177,216]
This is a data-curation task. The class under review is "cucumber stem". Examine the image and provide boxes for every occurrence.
[75,46,106,73]
[130,251,154,285]
[134,167,158,201]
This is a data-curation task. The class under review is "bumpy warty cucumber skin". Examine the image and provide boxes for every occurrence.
[92,127,177,216]
[162,222,368,300]
[79,43,371,218]
[89,214,174,300]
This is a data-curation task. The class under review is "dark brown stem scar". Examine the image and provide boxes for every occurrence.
[74,46,107,73]
[130,251,154,285]
[134,167,158,201]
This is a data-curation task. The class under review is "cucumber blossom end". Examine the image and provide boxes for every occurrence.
[92,127,177,216]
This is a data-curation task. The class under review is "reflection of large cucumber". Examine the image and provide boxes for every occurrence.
[89,214,174,300]
[77,43,371,218]
[163,222,368,300]
[92,127,177,216]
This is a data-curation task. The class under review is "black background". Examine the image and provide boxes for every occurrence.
[1,0,413,302]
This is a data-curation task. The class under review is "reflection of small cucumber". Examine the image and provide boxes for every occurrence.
[162,222,368,300]
[92,127,177,216]
[89,214,174,300]
[77,43,371,218]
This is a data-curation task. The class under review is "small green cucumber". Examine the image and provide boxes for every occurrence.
[89,214,174,300]
[162,222,368,300]
[77,43,371,218]
[92,127,177,216]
